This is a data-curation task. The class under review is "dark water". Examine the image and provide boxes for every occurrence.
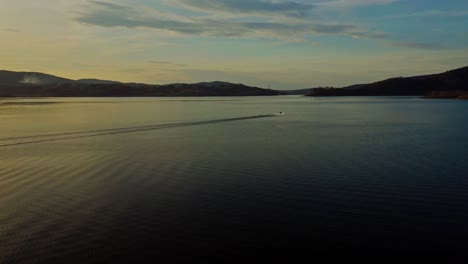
[1,96,468,261]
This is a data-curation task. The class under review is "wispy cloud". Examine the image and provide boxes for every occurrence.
[149,61,173,64]
[390,41,448,50]
[351,31,389,39]
[316,0,400,9]
[0,28,19,32]
[383,10,468,19]
[149,61,189,67]
[75,1,385,41]
[172,0,314,18]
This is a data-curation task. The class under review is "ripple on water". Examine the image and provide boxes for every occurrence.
[1,97,468,261]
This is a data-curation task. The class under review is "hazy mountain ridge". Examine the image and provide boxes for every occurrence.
[0,70,279,97]
[0,70,75,85]
[308,66,468,98]
[3,67,467,98]
[278,89,312,95]
[76,79,121,85]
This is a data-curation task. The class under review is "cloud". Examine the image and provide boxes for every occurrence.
[0,28,19,32]
[75,1,383,41]
[316,0,400,9]
[149,61,188,67]
[384,10,468,19]
[311,24,355,34]
[352,31,389,39]
[172,0,314,18]
[390,41,448,50]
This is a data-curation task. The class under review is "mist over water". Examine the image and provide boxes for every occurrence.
[1,96,468,261]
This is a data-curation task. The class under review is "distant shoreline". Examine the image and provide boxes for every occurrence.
[1,66,467,98]
[306,66,468,99]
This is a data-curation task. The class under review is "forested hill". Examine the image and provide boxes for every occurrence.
[0,71,279,97]
[308,66,468,97]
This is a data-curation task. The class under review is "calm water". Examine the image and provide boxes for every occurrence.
[1,96,468,261]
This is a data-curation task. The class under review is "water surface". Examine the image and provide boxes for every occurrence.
[1,96,468,261]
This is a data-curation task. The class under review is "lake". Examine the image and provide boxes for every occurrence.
[1,96,468,261]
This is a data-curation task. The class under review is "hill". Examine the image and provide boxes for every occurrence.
[278,89,312,95]
[0,71,280,97]
[0,70,74,85]
[308,66,468,98]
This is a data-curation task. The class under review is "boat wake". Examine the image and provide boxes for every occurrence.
[0,114,281,147]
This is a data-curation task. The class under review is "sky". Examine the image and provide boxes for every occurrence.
[1,0,467,89]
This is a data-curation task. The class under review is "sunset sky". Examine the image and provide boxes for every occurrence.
[1,0,467,89]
